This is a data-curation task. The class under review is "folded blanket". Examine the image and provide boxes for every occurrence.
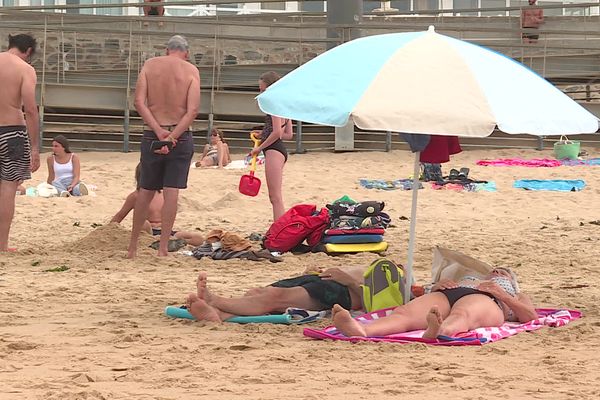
[477,158,562,167]
[359,178,422,191]
[303,307,581,346]
[431,182,497,192]
[513,179,585,192]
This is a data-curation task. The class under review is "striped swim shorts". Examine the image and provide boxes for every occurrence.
[0,126,31,182]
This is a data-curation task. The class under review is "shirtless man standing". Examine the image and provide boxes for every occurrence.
[128,35,200,258]
[0,34,40,252]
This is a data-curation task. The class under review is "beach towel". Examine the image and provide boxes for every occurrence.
[303,307,581,346]
[431,182,496,192]
[359,178,422,191]
[191,159,248,170]
[561,158,600,166]
[476,158,562,167]
[513,179,585,192]
[165,306,326,324]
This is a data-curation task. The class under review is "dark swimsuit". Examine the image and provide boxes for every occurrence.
[439,287,502,309]
[261,115,289,162]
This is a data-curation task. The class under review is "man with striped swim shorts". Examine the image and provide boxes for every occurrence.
[0,34,41,252]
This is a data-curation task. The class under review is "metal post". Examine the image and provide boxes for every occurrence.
[537,136,545,151]
[208,16,219,137]
[39,16,49,151]
[295,120,304,154]
[385,130,392,152]
[404,152,421,304]
[124,21,133,153]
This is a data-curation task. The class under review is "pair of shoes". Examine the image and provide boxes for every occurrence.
[79,182,89,196]
[59,191,70,198]
[448,167,470,180]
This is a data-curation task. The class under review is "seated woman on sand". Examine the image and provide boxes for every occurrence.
[186,265,366,322]
[110,163,204,246]
[332,267,536,339]
[46,135,88,197]
[195,128,231,168]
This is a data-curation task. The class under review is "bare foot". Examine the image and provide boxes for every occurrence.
[196,272,214,304]
[188,297,222,322]
[332,304,367,337]
[126,246,137,259]
[422,306,444,339]
[157,249,169,257]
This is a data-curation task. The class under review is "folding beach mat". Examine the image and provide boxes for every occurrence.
[303,307,581,346]
[324,242,388,254]
[322,234,384,244]
[513,179,585,192]
[165,306,325,325]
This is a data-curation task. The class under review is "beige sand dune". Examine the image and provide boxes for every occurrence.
[1,148,600,399]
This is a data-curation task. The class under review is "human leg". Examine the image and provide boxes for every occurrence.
[159,187,179,256]
[332,292,451,337]
[426,294,505,338]
[174,231,204,246]
[127,188,155,258]
[0,180,19,251]
[264,149,286,221]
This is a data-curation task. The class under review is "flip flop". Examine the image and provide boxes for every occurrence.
[448,168,460,180]
[458,167,470,179]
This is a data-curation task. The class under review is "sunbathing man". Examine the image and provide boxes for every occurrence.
[332,267,536,339]
[111,163,204,246]
[186,265,367,322]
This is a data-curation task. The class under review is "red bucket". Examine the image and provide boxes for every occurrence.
[239,131,262,197]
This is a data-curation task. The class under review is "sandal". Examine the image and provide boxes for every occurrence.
[458,167,470,179]
[448,168,459,180]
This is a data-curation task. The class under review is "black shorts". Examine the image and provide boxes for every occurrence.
[270,274,351,310]
[440,287,501,309]
[263,139,288,163]
[140,131,194,190]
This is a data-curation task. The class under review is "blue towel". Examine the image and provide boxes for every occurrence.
[513,179,585,192]
[359,178,422,191]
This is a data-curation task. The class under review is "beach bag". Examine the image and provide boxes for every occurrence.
[361,259,406,312]
[263,204,330,253]
[553,135,580,160]
[327,201,385,218]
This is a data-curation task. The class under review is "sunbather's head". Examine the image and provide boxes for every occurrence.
[488,267,520,293]
[209,128,225,144]
[52,135,71,156]
[259,71,281,92]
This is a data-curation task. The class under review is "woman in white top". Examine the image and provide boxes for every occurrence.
[195,128,231,168]
[46,135,88,197]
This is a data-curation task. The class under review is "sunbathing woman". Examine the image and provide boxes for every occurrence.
[186,266,366,322]
[195,128,231,168]
[110,163,204,246]
[332,267,537,338]
[46,135,88,197]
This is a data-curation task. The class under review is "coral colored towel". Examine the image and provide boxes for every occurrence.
[303,308,581,346]
[476,158,562,167]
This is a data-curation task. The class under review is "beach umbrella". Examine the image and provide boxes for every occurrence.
[256,26,599,301]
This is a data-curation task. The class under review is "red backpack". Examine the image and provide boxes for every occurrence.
[263,204,330,253]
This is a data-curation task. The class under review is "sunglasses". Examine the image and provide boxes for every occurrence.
[211,133,219,136]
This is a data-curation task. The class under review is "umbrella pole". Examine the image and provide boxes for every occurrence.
[404,151,420,304]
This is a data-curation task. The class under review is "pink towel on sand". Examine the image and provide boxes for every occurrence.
[476,158,562,167]
[303,308,581,346]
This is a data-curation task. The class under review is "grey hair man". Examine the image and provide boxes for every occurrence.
[0,34,40,252]
[128,35,200,258]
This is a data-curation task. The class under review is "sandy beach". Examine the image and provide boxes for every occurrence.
[1,147,600,399]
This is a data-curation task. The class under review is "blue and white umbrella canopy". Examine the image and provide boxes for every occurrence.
[257,26,598,136]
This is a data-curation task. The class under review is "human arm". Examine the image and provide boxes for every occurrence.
[320,267,363,301]
[200,144,209,160]
[476,281,537,323]
[68,154,81,190]
[431,278,459,292]
[168,67,200,140]
[250,116,285,156]
[134,65,170,140]
[110,191,138,223]
[22,65,40,172]
[46,156,54,184]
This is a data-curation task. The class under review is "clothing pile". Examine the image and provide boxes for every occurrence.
[320,195,390,254]
[192,229,282,262]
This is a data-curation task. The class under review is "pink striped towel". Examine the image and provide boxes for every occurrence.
[303,308,581,346]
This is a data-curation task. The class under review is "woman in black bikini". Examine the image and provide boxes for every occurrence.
[250,71,293,221]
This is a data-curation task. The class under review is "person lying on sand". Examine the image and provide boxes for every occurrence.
[110,163,204,246]
[186,265,367,322]
[332,267,536,339]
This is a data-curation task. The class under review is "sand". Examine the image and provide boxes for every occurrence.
[1,148,600,399]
